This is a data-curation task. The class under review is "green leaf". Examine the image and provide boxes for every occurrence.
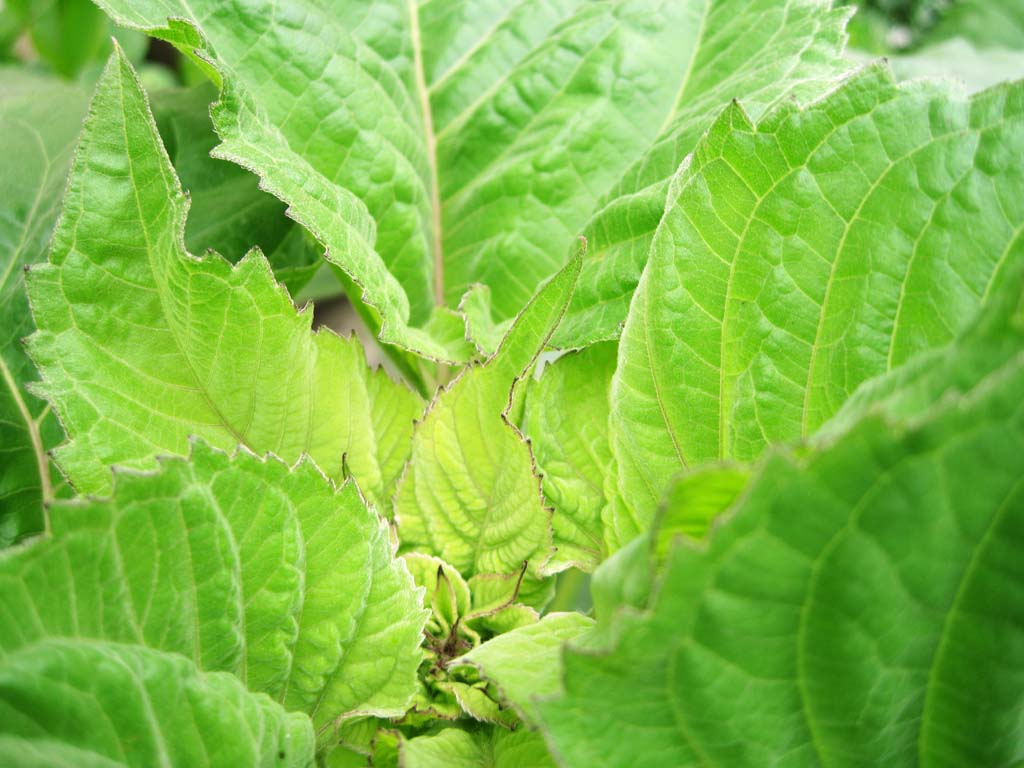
[0,70,87,544]
[539,281,1024,766]
[554,0,853,347]
[400,726,555,768]
[26,49,422,512]
[0,441,427,733]
[851,38,1024,96]
[0,639,315,767]
[6,0,129,79]
[395,254,580,581]
[90,0,851,361]
[610,65,1024,541]
[524,343,616,571]
[928,0,1024,50]
[451,612,594,724]
[150,83,321,295]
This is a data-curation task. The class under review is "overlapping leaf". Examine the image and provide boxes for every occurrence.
[553,0,852,347]
[150,84,320,295]
[395,255,580,583]
[450,612,594,724]
[540,277,1024,767]
[0,640,315,767]
[89,0,852,362]
[26,49,422,510]
[523,343,616,571]
[0,71,87,544]
[0,441,427,734]
[398,726,555,768]
[611,65,1024,541]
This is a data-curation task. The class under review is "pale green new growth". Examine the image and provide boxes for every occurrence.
[452,612,595,724]
[26,49,422,511]
[540,278,1024,767]
[524,343,616,571]
[400,726,555,768]
[0,441,427,733]
[611,65,1024,541]
[396,255,580,581]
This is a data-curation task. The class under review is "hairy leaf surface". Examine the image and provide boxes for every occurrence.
[26,49,422,511]
[611,65,1024,539]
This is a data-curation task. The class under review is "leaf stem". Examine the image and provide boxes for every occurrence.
[0,355,54,530]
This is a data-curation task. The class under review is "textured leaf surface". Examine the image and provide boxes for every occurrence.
[524,343,616,571]
[0,71,86,544]
[92,0,851,358]
[401,726,555,768]
[396,255,579,581]
[554,0,852,347]
[26,50,422,511]
[610,65,1024,540]
[452,612,594,724]
[540,280,1024,767]
[0,442,427,732]
[0,640,315,767]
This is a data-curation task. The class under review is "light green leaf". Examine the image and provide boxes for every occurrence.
[400,726,555,768]
[928,0,1024,50]
[91,0,851,361]
[395,255,580,581]
[150,83,321,295]
[0,70,87,545]
[553,0,853,347]
[884,39,1024,95]
[524,343,616,571]
[26,49,422,511]
[0,639,315,767]
[540,280,1024,766]
[610,65,1024,541]
[653,464,751,549]
[0,441,427,732]
[451,612,594,724]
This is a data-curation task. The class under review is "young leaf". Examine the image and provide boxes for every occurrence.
[0,441,427,732]
[0,71,87,544]
[523,342,616,571]
[395,254,580,582]
[26,48,422,511]
[540,279,1024,766]
[0,639,315,767]
[400,726,555,768]
[610,65,1024,541]
[450,612,595,724]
